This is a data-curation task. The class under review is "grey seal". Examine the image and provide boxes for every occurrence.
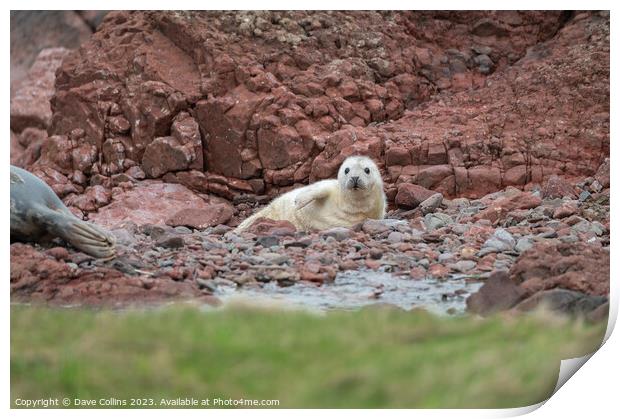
[10,165,116,258]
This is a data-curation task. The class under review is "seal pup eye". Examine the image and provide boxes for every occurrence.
[344,168,350,175]
[364,167,370,174]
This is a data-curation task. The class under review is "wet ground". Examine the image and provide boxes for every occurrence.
[215,270,484,314]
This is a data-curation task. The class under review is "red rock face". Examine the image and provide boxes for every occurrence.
[14,10,603,206]
[10,11,97,84]
[11,48,72,133]
[510,241,610,297]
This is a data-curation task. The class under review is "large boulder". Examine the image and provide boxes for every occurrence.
[10,48,71,133]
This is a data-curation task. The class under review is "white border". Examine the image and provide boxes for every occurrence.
[4,2,618,418]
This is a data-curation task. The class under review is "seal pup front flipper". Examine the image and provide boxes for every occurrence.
[294,183,331,210]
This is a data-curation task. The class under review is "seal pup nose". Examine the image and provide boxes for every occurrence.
[351,176,360,187]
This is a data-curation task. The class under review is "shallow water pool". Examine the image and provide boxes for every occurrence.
[215,270,484,315]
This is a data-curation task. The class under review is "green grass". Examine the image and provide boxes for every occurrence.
[11,304,606,408]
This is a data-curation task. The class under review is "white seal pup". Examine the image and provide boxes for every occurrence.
[235,155,386,232]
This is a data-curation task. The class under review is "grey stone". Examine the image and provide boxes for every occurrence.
[419,193,444,214]
[259,252,289,265]
[387,231,404,243]
[321,227,353,241]
[513,289,608,316]
[257,235,280,248]
[480,228,515,254]
[515,237,534,253]
[451,260,476,273]
[155,235,185,249]
[579,190,591,202]
[423,213,453,231]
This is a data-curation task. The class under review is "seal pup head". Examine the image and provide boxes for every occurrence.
[337,156,382,193]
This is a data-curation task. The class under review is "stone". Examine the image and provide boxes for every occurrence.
[423,213,453,231]
[515,237,534,253]
[361,220,391,235]
[142,113,203,178]
[553,202,578,219]
[387,231,404,243]
[513,289,608,316]
[321,227,353,241]
[257,236,280,248]
[418,193,444,214]
[245,218,297,236]
[542,175,577,199]
[88,181,217,228]
[594,158,610,188]
[479,228,515,255]
[395,183,436,209]
[450,260,476,273]
[474,192,542,223]
[165,205,234,229]
[11,48,71,132]
[155,235,185,249]
[466,270,526,315]
[510,242,609,297]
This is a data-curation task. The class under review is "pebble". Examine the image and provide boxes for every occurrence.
[515,237,534,253]
[387,231,404,243]
[479,228,515,255]
[579,190,591,202]
[423,213,453,231]
[438,252,455,263]
[418,193,444,214]
[362,220,391,235]
[450,260,476,273]
[257,235,280,248]
[321,227,353,241]
[155,235,185,249]
[369,248,384,260]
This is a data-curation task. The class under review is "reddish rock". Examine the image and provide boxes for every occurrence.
[64,185,111,212]
[10,131,24,166]
[244,217,297,236]
[142,137,194,178]
[503,165,528,186]
[395,183,436,209]
[510,241,609,297]
[409,266,427,280]
[385,146,412,166]
[542,175,577,199]
[428,263,450,278]
[466,270,527,315]
[474,192,542,223]
[415,165,453,189]
[88,181,217,228]
[17,10,603,201]
[10,11,93,83]
[10,242,212,308]
[166,205,234,229]
[45,247,70,261]
[257,125,314,170]
[595,158,610,188]
[11,48,71,132]
[553,202,578,219]
[141,112,203,178]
